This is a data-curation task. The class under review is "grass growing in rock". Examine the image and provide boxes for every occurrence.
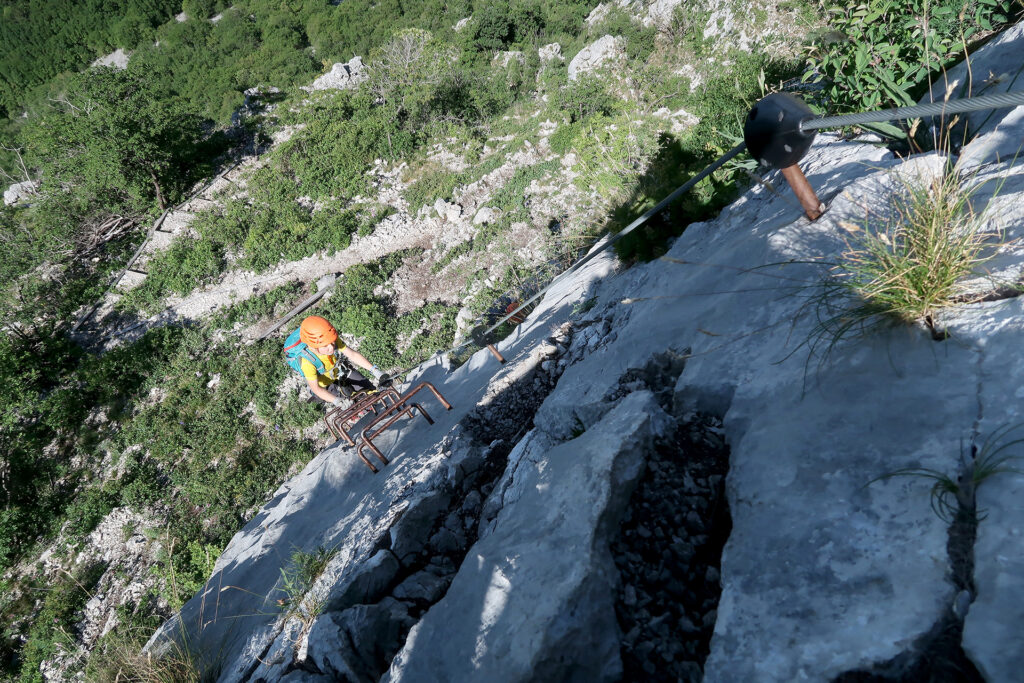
[277,545,338,629]
[845,425,1024,681]
[871,423,1024,524]
[822,162,1004,342]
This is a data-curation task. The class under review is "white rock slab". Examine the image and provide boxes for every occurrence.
[953,295,1024,681]
[383,391,670,682]
[91,48,130,69]
[529,134,986,679]
[3,179,37,206]
[303,57,367,92]
[538,42,563,62]
[568,35,624,81]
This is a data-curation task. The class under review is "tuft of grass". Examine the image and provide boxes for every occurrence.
[820,160,1003,342]
[276,545,337,625]
[870,423,1024,523]
[404,162,466,213]
[86,634,202,683]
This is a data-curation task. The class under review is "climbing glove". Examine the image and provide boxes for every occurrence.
[369,366,391,388]
[331,395,353,410]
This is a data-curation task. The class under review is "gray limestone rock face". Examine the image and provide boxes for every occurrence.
[392,570,450,603]
[472,206,500,225]
[568,35,624,81]
[304,598,415,681]
[954,288,1024,680]
[538,42,563,62]
[389,487,454,564]
[304,56,367,92]
[3,180,37,206]
[962,446,1024,681]
[493,50,525,68]
[325,549,400,613]
[644,0,683,27]
[91,48,130,69]
[383,391,670,682]
[433,198,462,222]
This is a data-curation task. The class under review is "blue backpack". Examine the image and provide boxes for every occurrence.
[283,328,326,377]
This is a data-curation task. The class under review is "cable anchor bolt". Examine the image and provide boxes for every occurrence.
[744,92,824,221]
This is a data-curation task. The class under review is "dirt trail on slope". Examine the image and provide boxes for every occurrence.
[91,143,554,350]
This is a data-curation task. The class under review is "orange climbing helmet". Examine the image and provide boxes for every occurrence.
[299,315,338,347]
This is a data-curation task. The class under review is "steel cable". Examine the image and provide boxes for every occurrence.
[469,90,1024,359]
[801,90,1024,131]
[290,89,1024,383]
[471,141,749,345]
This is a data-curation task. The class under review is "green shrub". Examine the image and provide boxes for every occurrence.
[16,561,107,683]
[397,303,458,365]
[488,158,561,217]
[572,114,663,203]
[0,0,180,117]
[475,1,514,50]
[547,120,579,154]
[553,73,619,123]
[157,538,222,610]
[802,0,1015,116]
[588,7,658,61]
[278,91,408,200]
[118,237,225,314]
[212,281,304,328]
[277,545,336,622]
[357,204,397,237]
[181,0,216,19]
[64,483,121,538]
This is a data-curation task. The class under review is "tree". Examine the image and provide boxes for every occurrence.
[474,1,513,50]
[366,29,459,125]
[26,67,203,213]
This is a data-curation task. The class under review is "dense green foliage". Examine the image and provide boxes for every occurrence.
[0,67,222,333]
[27,68,204,213]
[803,0,1018,115]
[279,91,408,199]
[0,317,320,677]
[0,0,180,118]
[13,561,108,683]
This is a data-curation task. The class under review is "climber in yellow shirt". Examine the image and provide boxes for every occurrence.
[296,315,388,409]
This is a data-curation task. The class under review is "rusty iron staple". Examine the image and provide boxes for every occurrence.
[357,403,429,468]
[355,382,452,472]
[324,387,402,446]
